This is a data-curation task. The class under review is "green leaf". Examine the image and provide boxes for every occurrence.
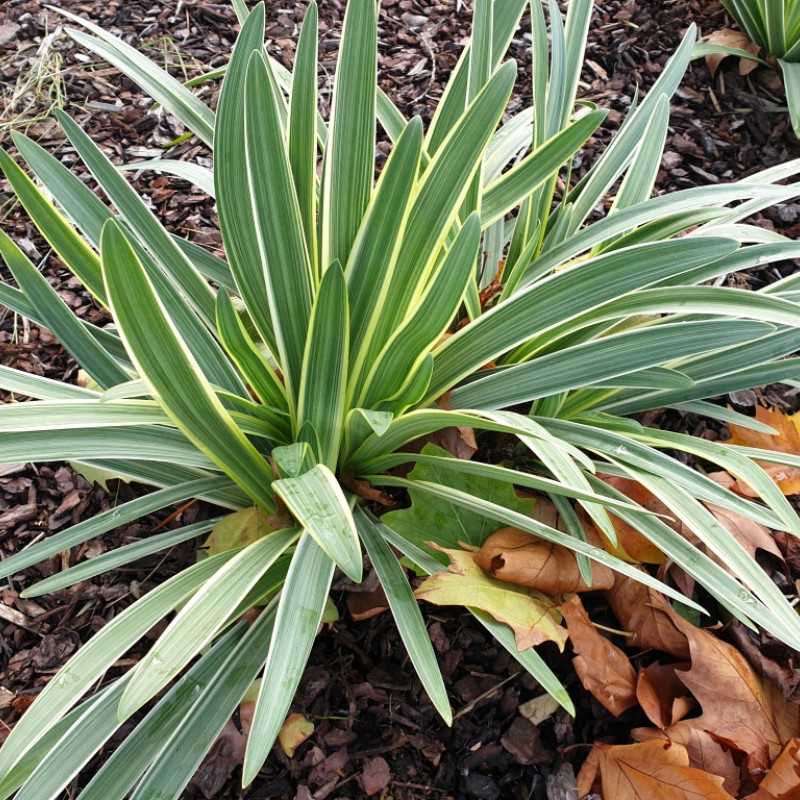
[0,148,105,300]
[273,464,362,582]
[55,110,217,328]
[130,608,278,800]
[612,93,670,211]
[272,442,316,479]
[355,507,452,724]
[0,365,96,400]
[346,117,424,393]
[119,528,298,719]
[22,516,225,598]
[378,61,517,349]
[780,60,800,139]
[320,0,377,269]
[9,131,238,390]
[380,444,535,558]
[296,262,349,468]
[242,535,334,786]
[0,700,92,800]
[215,292,287,410]
[0,427,214,471]
[565,24,697,232]
[215,3,276,352]
[118,159,215,196]
[14,679,129,800]
[481,109,606,227]
[360,213,481,408]
[429,236,739,400]
[426,0,527,153]
[0,552,234,777]
[0,231,128,388]
[75,625,245,800]
[101,220,277,512]
[289,2,319,270]
[451,319,774,408]
[244,49,314,399]
[362,451,659,517]
[53,8,215,145]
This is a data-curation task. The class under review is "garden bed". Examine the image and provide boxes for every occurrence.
[1,1,800,798]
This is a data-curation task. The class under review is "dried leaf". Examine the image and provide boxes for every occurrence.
[278,713,315,758]
[519,693,560,726]
[474,526,615,594]
[346,585,388,621]
[190,719,245,800]
[561,594,637,717]
[500,716,551,765]
[630,727,741,797]
[669,614,799,772]
[607,576,690,659]
[596,476,670,564]
[637,663,694,730]
[707,504,784,562]
[577,740,735,799]
[415,546,568,651]
[744,738,800,799]
[704,28,761,76]
[726,407,800,496]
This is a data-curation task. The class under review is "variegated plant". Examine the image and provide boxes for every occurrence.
[2,0,800,796]
[702,0,800,135]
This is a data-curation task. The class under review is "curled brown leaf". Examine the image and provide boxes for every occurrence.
[474,526,615,594]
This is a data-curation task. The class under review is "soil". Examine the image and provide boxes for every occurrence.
[1,1,799,798]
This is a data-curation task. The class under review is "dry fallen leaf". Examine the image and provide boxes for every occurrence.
[704,28,761,76]
[607,576,690,659]
[744,738,800,799]
[278,713,315,758]
[346,585,389,621]
[474,526,615,594]
[669,613,799,773]
[519,692,560,726]
[415,545,568,651]
[707,504,784,563]
[561,594,637,717]
[577,739,735,799]
[636,662,694,730]
[596,476,671,564]
[190,719,246,799]
[632,725,742,797]
[725,407,800,496]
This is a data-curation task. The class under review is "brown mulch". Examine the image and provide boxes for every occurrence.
[1,1,800,798]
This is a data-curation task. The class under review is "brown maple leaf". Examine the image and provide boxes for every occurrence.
[561,594,637,717]
[607,575,691,659]
[744,738,800,799]
[474,526,615,594]
[577,739,735,799]
[669,614,799,773]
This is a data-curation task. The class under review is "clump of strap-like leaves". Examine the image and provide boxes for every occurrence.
[2,0,800,796]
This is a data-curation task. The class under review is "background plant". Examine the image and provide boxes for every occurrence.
[1,0,800,797]
[701,0,800,135]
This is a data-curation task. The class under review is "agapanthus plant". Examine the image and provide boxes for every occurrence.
[2,0,800,796]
